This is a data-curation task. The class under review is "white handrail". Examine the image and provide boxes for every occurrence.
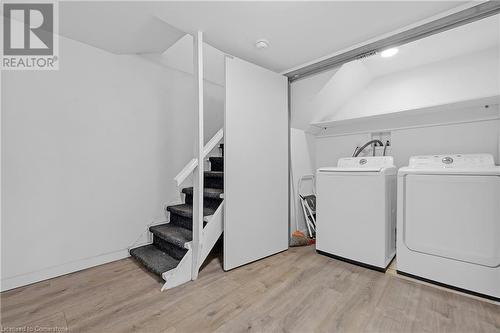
[174,128,223,186]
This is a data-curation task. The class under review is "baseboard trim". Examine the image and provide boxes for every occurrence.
[1,249,130,292]
[316,250,387,272]
[397,270,500,302]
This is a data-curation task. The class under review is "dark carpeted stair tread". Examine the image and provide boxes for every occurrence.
[150,224,192,248]
[182,187,223,199]
[204,171,223,178]
[130,245,180,276]
[209,156,223,163]
[167,203,216,218]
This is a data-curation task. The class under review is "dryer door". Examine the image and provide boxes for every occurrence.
[403,174,500,267]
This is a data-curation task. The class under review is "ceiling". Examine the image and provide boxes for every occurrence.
[360,14,500,77]
[60,1,468,72]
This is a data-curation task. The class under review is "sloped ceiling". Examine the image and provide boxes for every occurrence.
[140,35,225,87]
[291,14,500,131]
[59,2,185,54]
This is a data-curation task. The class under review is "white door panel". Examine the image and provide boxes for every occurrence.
[224,57,288,270]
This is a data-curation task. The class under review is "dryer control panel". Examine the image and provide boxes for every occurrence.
[408,154,495,169]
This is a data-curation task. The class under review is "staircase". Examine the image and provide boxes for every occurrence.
[130,144,224,290]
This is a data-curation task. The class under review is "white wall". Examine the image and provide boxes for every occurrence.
[290,68,337,132]
[1,35,223,290]
[141,35,226,145]
[313,61,371,124]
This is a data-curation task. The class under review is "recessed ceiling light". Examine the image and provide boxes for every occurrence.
[380,48,399,58]
[255,39,270,49]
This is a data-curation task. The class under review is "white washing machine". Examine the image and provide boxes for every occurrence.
[397,154,500,301]
[316,156,397,271]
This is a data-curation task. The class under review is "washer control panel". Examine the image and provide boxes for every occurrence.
[338,156,394,169]
[408,154,495,169]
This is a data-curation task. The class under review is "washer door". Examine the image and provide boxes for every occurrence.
[403,174,500,268]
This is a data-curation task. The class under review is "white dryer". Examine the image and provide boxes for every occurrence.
[316,156,397,271]
[397,154,500,301]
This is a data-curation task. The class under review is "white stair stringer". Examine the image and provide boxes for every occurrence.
[161,243,192,291]
[160,200,223,291]
[198,201,224,268]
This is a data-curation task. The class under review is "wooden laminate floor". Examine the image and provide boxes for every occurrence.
[1,245,499,333]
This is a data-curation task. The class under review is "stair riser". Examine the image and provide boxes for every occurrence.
[170,213,193,230]
[184,195,222,209]
[169,212,210,230]
[209,158,223,172]
[153,235,187,260]
[204,176,223,189]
